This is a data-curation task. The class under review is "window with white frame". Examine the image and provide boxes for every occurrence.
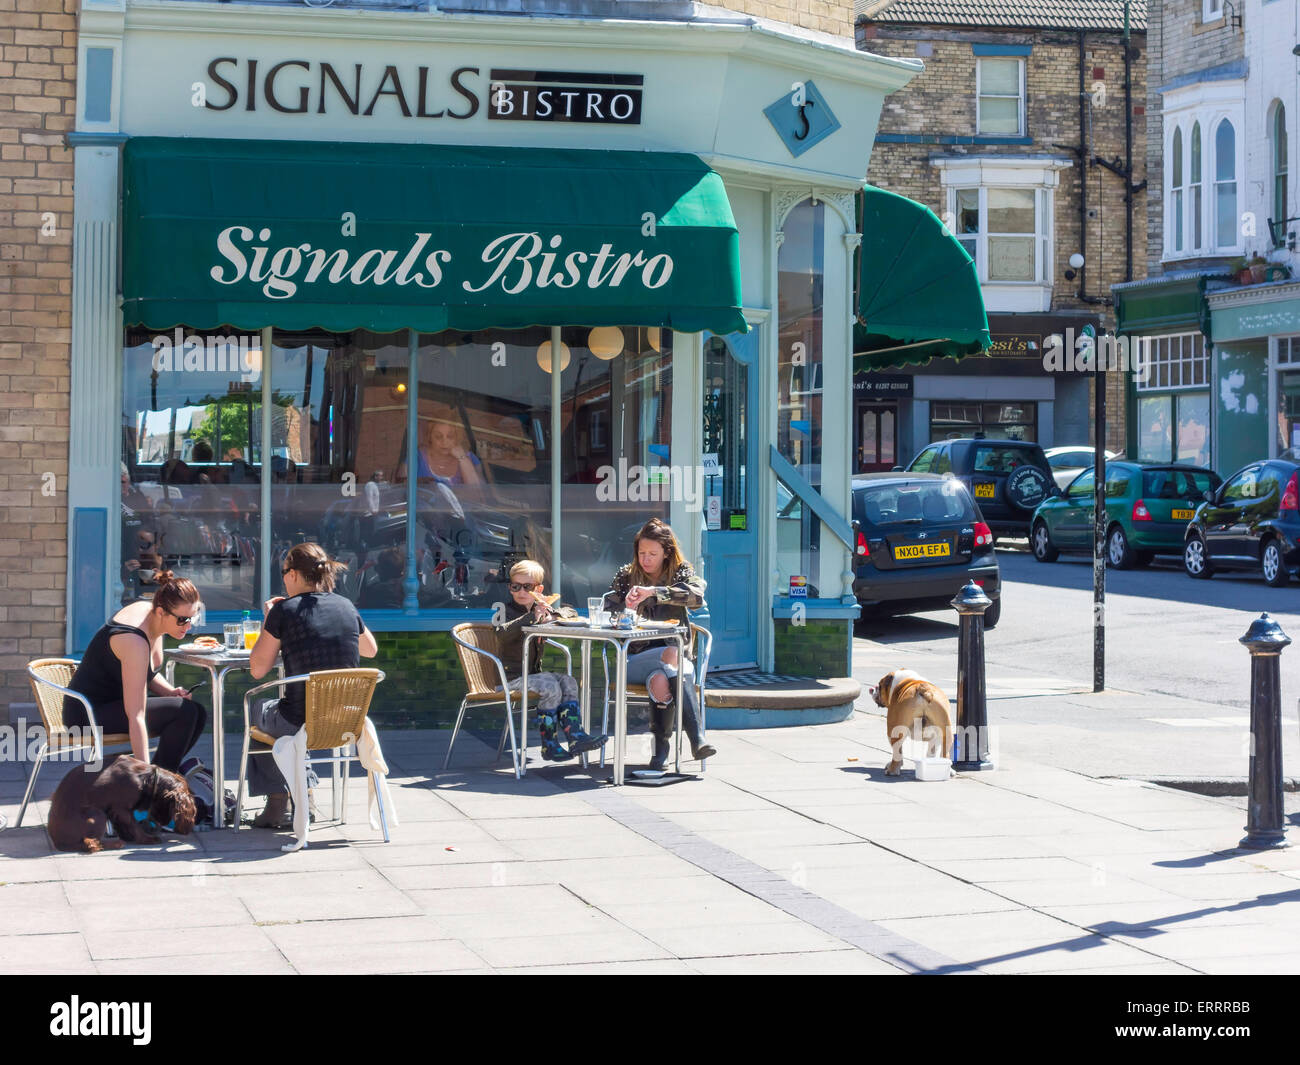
[1162,83,1245,260]
[1203,0,1224,21]
[976,58,1025,137]
[1273,103,1288,247]
[950,186,1051,284]
[1134,333,1209,392]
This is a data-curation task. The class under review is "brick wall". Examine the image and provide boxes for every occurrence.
[715,0,856,37]
[0,0,75,713]
[857,26,1148,326]
[774,618,849,677]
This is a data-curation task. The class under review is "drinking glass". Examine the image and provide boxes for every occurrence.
[223,623,243,652]
[242,617,261,650]
[587,597,605,627]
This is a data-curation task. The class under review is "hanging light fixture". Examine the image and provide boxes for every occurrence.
[587,326,624,360]
[536,339,571,374]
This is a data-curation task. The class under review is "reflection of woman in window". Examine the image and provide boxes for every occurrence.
[399,420,483,486]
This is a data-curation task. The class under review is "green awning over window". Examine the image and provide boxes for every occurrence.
[122,137,747,336]
[854,185,990,371]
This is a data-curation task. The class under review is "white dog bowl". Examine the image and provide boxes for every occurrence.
[914,756,952,782]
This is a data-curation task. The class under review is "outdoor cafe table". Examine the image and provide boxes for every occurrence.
[520,620,686,786]
[163,646,274,828]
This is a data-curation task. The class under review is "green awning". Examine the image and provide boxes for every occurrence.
[854,185,989,370]
[122,137,747,335]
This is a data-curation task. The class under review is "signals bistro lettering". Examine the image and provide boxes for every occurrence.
[204,59,643,124]
[209,226,675,299]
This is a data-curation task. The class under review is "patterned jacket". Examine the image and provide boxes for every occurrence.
[606,562,707,653]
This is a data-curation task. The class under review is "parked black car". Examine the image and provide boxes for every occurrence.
[901,437,1057,539]
[1184,458,1300,586]
[852,473,1001,628]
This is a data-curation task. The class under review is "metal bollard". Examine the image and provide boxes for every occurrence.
[950,581,994,771]
[1239,613,1289,850]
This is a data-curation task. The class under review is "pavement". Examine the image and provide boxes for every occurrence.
[5,694,1300,975]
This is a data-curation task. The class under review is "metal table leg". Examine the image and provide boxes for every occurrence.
[211,664,232,828]
[518,634,531,780]
[614,642,629,786]
[674,634,684,775]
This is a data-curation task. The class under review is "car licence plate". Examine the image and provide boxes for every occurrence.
[1171,508,1194,520]
[894,543,951,560]
[974,483,995,499]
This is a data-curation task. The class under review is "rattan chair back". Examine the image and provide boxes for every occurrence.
[451,623,504,696]
[304,668,381,751]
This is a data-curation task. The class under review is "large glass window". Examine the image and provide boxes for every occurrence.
[929,401,1037,442]
[1274,104,1288,247]
[1215,119,1238,250]
[121,326,265,612]
[1137,392,1210,466]
[951,186,1048,284]
[1191,122,1204,251]
[703,335,748,531]
[777,199,824,589]
[1171,126,1185,253]
[122,324,672,616]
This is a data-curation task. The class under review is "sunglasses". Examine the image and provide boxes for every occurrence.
[167,610,195,626]
[509,582,537,592]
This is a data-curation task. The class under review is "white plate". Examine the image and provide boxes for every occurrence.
[176,642,223,653]
[553,618,589,627]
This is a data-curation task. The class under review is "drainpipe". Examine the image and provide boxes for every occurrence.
[1123,2,1133,282]
[1078,31,1089,303]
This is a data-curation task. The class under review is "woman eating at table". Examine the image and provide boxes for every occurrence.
[606,517,716,770]
[65,572,208,772]
[245,542,378,829]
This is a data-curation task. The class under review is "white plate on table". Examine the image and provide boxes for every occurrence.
[553,618,590,627]
[175,641,224,654]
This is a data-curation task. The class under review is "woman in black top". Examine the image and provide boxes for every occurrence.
[244,542,378,828]
[66,573,208,772]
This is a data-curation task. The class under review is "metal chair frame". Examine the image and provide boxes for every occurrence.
[446,623,573,778]
[599,621,713,771]
[19,659,144,828]
[234,667,390,841]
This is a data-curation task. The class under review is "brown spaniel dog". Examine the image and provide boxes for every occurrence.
[47,755,197,853]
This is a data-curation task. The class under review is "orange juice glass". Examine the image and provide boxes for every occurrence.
[242,618,260,649]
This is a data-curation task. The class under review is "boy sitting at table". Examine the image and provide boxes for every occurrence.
[494,560,607,762]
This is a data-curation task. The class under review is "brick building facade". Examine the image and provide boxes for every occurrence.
[0,0,75,714]
[854,0,1147,464]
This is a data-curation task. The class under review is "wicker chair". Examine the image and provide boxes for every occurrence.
[446,622,572,778]
[18,659,140,828]
[599,621,712,771]
[234,667,390,841]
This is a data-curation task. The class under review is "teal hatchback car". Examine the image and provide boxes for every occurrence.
[1030,461,1222,568]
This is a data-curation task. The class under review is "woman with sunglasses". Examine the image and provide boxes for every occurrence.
[65,572,208,772]
[244,543,378,829]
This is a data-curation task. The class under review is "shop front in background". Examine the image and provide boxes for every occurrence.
[1132,332,1211,469]
[120,325,674,616]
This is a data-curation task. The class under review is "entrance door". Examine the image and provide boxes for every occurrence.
[857,401,898,473]
[701,331,759,668]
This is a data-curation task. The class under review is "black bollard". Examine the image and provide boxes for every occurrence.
[1239,613,1289,850]
[950,581,994,771]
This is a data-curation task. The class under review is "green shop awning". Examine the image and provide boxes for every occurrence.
[854,185,989,371]
[122,137,747,335]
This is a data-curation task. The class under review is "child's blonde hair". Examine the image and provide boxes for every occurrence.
[510,559,545,585]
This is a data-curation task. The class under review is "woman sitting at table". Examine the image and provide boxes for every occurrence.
[606,517,716,770]
[65,573,208,773]
[245,543,378,829]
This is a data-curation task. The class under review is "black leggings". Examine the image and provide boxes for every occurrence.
[66,697,207,773]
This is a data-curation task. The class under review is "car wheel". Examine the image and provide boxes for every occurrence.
[1184,533,1213,579]
[982,596,1001,630]
[1106,525,1135,569]
[1262,539,1290,587]
[1031,520,1059,562]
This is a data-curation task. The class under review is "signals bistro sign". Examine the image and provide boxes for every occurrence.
[203,59,644,125]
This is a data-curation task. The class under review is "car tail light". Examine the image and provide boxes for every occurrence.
[973,521,993,548]
[856,530,870,558]
[1132,499,1152,522]
[1283,473,1299,512]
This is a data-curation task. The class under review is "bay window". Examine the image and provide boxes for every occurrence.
[1162,83,1245,260]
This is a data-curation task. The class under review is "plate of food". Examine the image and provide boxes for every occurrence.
[553,618,590,627]
[635,619,680,629]
[177,636,223,653]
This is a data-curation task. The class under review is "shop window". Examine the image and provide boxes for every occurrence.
[1276,345,1300,454]
[976,58,1024,137]
[929,401,1037,442]
[1136,333,1207,391]
[121,326,266,612]
[703,335,749,531]
[776,199,825,588]
[122,324,672,615]
[1137,391,1210,467]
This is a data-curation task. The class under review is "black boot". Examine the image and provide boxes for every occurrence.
[681,695,716,761]
[648,699,673,771]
